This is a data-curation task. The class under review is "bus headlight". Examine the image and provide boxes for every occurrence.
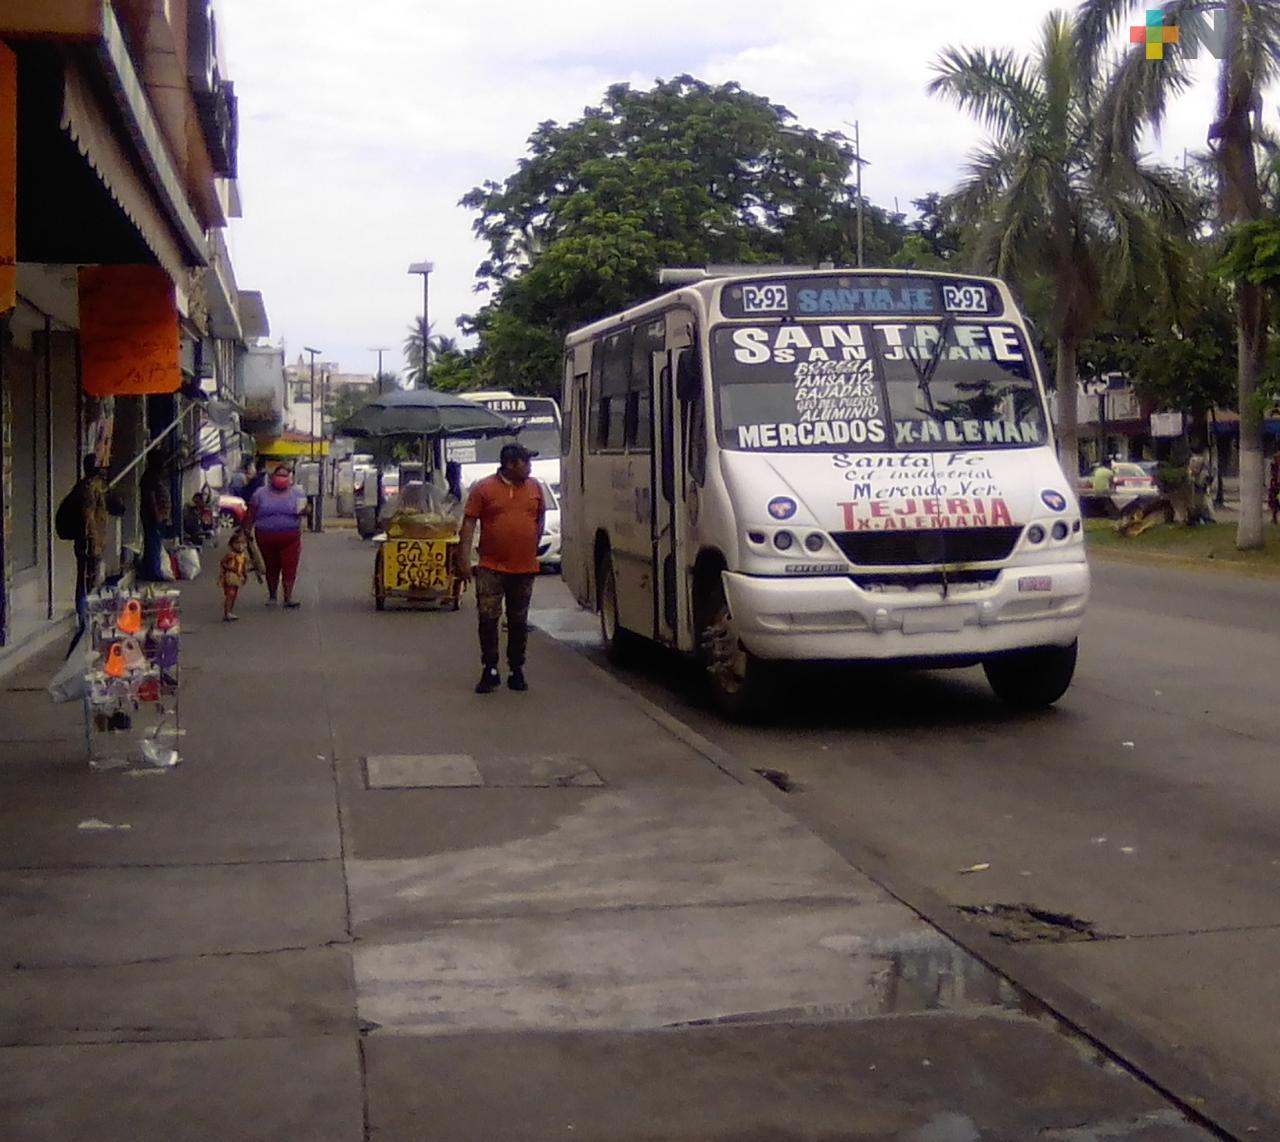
[774,531,794,551]
[804,533,825,553]
[1051,521,1069,541]
[1026,525,1046,545]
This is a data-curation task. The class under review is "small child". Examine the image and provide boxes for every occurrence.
[218,531,250,622]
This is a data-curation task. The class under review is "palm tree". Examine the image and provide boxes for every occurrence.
[930,10,1191,474]
[403,319,461,386]
[1077,0,1279,547]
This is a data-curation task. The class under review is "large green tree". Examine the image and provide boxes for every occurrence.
[930,10,1191,473]
[461,76,885,396]
[1077,0,1280,546]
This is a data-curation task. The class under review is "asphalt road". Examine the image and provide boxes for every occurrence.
[533,556,1280,1134]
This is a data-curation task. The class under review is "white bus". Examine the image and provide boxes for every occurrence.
[448,392,564,495]
[560,268,1089,718]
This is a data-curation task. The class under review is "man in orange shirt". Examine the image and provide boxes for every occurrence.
[455,443,546,693]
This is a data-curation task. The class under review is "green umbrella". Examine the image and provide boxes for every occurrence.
[338,388,517,440]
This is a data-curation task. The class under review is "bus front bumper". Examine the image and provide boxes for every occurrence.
[721,562,1089,662]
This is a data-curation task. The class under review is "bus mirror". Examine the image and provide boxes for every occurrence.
[676,352,702,403]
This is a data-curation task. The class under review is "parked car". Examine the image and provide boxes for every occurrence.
[538,483,561,572]
[1077,462,1158,499]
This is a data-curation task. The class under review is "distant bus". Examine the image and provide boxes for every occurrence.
[447,392,563,494]
[560,268,1089,719]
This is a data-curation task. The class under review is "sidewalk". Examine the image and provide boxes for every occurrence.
[0,532,1212,1140]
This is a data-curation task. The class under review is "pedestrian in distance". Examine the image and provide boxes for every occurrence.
[1090,458,1114,495]
[138,450,173,580]
[218,530,250,622]
[243,465,309,608]
[455,443,546,694]
[242,458,269,502]
[55,454,124,630]
[228,457,255,498]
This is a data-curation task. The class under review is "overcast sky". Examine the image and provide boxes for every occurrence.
[218,0,1223,380]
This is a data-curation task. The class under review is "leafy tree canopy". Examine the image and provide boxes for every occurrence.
[461,75,894,395]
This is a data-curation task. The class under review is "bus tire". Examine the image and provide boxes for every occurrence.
[698,583,769,722]
[598,551,639,665]
[983,641,1077,709]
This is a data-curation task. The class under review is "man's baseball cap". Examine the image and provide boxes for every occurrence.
[499,443,538,463]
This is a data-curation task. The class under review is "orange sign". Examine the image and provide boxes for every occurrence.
[79,265,180,396]
[0,43,17,312]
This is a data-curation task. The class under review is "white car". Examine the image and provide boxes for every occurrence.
[538,483,561,572]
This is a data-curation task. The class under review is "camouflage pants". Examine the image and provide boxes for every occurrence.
[475,568,536,670]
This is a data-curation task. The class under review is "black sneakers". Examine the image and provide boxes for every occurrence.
[475,667,501,694]
[508,670,528,692]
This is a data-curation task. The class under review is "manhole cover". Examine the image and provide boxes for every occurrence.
[362,754,603,789]
[365,754,483,788]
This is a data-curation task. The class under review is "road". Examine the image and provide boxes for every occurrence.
[533,556,1280,1135]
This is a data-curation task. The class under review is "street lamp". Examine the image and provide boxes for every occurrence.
[303,345,322,532]
[368,347,390,393]
[407,260,434,387]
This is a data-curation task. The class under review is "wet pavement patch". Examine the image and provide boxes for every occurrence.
[959,903,1103,944]
[363,754,603,789]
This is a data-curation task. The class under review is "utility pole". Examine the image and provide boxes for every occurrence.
[369,347,389,393]
[303,345,321,532]
[407,261,434,387]
[843,121,870,267]
[855,120,864,268]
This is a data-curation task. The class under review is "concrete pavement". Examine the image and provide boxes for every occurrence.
[0,531,1215,1140]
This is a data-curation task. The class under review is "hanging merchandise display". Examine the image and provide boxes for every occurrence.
[82,584,182,771]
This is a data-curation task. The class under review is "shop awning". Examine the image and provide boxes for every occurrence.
[60,57,193,284]
[256,436,331,458]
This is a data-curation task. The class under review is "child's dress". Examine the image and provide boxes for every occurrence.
[218,550,249,591]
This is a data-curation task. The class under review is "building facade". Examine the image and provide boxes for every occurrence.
[0,0,267,671]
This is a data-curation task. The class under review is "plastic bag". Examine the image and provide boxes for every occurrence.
[48,650,89,704]
[159,550,177,581]
[176,546,202,580]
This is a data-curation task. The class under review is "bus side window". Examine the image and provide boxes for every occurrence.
[600,328,631,450]
[588,340,606,452]
[627,317,662,452]
[676,346,707,485]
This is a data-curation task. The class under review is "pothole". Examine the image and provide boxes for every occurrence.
[958,903,1104,944]
[754,768,799,793]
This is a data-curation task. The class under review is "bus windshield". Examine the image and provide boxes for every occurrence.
[445,399,562,464]
[711,320,1048,453]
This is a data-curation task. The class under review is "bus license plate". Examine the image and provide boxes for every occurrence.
[901,607,968,635]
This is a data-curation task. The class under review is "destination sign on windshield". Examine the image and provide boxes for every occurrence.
[720,276,1003,319]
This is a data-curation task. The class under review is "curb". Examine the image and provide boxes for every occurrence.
[541,616,1265,1141]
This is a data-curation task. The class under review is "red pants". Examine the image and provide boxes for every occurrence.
[255,530,302,598]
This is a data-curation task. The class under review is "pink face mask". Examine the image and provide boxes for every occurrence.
[271,474,290,491]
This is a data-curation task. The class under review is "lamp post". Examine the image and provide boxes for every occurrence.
[303,345,321,532]
[369,347,390,393]
[407,260,434,387]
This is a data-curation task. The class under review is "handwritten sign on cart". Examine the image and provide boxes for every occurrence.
[383,539,451,591]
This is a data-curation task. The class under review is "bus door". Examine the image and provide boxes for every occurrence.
[562,348,591,600]
[652,313,693,646]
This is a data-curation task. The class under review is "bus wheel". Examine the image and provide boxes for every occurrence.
[983,641,1077,709]
[598,551,638,665]
[700,590,767,721]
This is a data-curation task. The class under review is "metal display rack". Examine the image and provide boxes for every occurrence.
[82,586,182,771]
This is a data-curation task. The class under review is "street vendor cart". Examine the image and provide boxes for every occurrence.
[374,526,462,610]
[337,387,516,614]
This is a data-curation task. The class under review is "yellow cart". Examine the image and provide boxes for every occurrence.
[373,535,463,611]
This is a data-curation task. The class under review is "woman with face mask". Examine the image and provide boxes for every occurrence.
[243,465,309,607]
